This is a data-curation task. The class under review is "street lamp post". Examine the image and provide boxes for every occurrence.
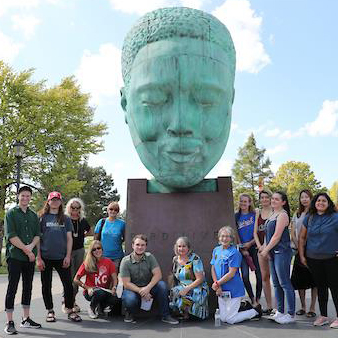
[14,140,24,204]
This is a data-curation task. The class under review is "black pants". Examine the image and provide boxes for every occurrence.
[84,288,119,311]
[41,258,74,310]
[307,256,338,317]
[241,246,262,302]
[5,258,35,311]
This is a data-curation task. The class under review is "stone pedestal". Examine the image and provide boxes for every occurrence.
[125,176,235,312]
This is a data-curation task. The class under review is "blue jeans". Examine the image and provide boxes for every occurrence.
[241,246,262,302]
[269,250,295,315]
[122,281,169,317]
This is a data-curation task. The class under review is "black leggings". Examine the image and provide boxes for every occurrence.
[307,256,338,317]
[84,288,118,310]
[41,258,74,310]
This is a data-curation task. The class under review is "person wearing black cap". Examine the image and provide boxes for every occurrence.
[37,191,82,323]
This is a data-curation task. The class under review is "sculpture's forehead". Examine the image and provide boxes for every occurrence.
[131,38,232,70]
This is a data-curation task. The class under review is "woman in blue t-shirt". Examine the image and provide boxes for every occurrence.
[94,202,125,271]
[211,226,262,324]
[235,194,262,307]
[298,192,338,328]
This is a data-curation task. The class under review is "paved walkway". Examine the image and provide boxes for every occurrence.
[0,272,337,338]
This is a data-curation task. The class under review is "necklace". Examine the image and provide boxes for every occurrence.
[73,219,79,238]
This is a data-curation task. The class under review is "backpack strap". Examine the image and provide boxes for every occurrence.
[94,218,106,241]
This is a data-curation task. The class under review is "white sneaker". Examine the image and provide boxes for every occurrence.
[88,305,98,319]
[275,313,296,324]
[269,310,284,321]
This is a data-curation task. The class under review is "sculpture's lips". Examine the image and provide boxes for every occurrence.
[165,150,202,163]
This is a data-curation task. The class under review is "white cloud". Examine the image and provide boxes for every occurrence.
[107,0,206,15]
[231,122,238,131]
[270,162,280,174]
[108,0,174,15]
[266,144,287,155]
[11,14,40,39]
[180,0,203,9]
[265,128,280,137]
[212,0,271,73]
[75,43,123,104]
[207,158,233,178]
[279,130,293,139]
[0,31,23,62]
[305,100,338,136]
[0,0,39,16]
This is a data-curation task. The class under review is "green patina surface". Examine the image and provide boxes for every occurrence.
[120,7,236,192]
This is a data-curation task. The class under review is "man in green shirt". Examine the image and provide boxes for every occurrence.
[120,234,178,324]
[4,186,41,335]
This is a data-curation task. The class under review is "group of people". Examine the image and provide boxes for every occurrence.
[3,185,338,335]
[234,190,338,327]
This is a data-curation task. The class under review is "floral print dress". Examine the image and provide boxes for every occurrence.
[169,253,209,319]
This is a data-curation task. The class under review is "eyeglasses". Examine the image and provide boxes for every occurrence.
[92,247,102,252]
[71,206,81,210]
[108,208,118,212]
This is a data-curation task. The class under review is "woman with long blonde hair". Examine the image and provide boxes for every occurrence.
[64,198,91,313]
[74,240,118,319]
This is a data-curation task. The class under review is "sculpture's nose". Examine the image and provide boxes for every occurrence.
[166,92,200,138]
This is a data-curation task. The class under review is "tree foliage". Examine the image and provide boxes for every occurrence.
[232,133,273,205]
[268,161,326,213]
[0,61,107,232]
[329,181,338,205]
[78,163,120,227]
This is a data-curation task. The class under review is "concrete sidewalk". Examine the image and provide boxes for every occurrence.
[0,273,338,338]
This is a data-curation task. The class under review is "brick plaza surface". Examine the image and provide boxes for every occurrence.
[0,272,337,338]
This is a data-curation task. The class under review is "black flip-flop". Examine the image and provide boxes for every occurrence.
[306,311,316,318]
[296,309,306,315]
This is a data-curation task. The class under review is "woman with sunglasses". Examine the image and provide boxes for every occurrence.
[94,202,125,271]
[74,240,118,319]
[37,192,82,323]
[64,198,92,313]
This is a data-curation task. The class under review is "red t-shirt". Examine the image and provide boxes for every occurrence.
[76,257,116,291]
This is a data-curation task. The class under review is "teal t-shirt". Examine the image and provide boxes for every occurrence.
[94,218,125,259]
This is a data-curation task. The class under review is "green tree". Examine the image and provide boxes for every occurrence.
[268,161,326,213]
[0,61,107,248]
[329,181,338,204]
[78,163,120,226]
[232,133,273,206]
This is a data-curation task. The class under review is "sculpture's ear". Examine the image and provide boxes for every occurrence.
[120,87,128,124]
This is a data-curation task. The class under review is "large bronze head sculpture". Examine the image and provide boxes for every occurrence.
[121,7,236,192]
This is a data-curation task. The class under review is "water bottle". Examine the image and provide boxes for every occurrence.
[214,308,221,327]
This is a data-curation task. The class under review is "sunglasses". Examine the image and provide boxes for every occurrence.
[92,247,102,252]
[108,208,118,212]
[71,206,81,210]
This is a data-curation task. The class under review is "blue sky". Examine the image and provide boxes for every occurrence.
[1,0,337,209]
